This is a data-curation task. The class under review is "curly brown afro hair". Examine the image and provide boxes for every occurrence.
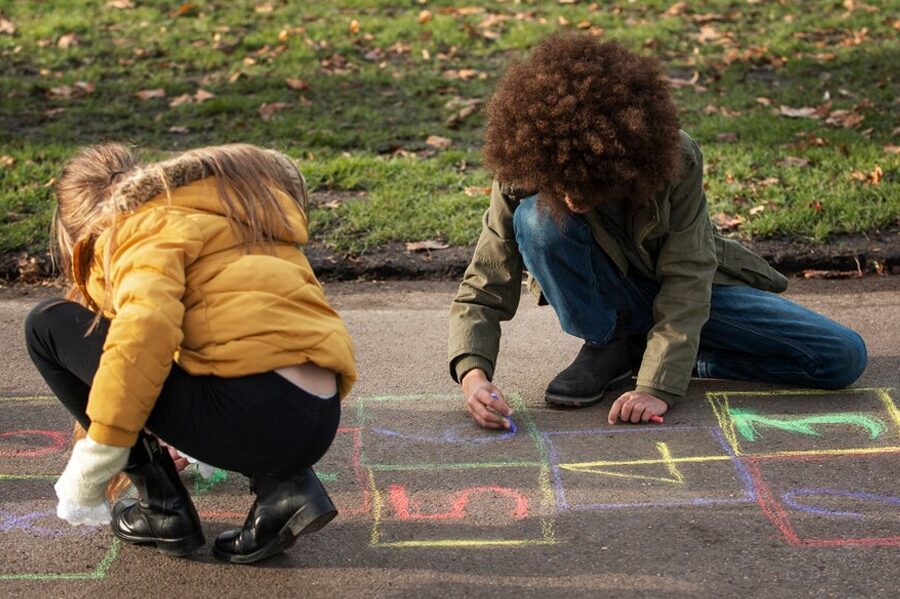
[483,33,682,211]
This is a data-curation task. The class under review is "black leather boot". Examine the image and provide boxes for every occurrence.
[212,468,337,564]
[111,434,205,557]
[545,336,633,407]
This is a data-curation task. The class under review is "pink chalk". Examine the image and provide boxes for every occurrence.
[649,415,665,424]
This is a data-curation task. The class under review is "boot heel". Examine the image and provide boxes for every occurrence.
[287,496,337,536]
[155,529,206,557]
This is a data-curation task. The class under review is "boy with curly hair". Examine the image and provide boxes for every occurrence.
[448,33,867,427]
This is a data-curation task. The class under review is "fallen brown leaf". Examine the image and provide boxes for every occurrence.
[406,240,449,252]
[349,19,360,34]
[850,165,883,185]
[258,101,291,121]
[106,0,135,8]
[254,2,274,13]
[712,212,745,231]
[0,17,17,35]
[776,156,810,167]
[716,132,738,142]
[464,186,491,197]
[418,10,433,24]
[172,3,198,18]
[425,135,452,150]
[135,88,166,100]
[884,145,900,154]
[193,89,215,103]
[169,93,193,107]
[57,33,79,49]
[665,2,689,16]
[779,105,818,118]
[285,78,308,90]
[0,155,15,168]
[168,125,190,133]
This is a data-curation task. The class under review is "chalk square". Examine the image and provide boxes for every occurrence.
[356,394,544,468]
[0,396,70,476]
[0,478,119,580]
[368,465,555,548]
[544,426,755,511]
[747,451,900,547]
[708,387,900,457]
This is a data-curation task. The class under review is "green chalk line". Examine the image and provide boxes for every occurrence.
[0,538,120,581]
[730,407,886,442]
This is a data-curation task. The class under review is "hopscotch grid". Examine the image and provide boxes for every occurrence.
[707,387,899,456]
[0,538,120,581]
[361,393,556,548]
[711,388,900,548]
[546,424,758,511]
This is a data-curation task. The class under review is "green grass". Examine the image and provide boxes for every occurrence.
[1,0,897,260]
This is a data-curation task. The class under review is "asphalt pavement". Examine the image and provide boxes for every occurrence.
[0,277,898,598]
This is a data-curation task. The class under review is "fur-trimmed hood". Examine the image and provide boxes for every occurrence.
[107,149,308,245]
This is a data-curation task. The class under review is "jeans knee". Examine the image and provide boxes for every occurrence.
[818,330,868,389]
[513,195,582,260]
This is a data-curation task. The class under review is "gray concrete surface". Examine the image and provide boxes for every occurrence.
[0,277,898,598]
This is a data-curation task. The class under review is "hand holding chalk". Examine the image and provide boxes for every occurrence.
[649,415,664,424]
[489,392,516,433]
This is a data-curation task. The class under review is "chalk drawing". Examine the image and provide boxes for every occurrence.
[0,509,96,537]
[363,393,556,548]
[0,430,67,458]
[2,387,898,573]
[0,539,120,581]
[388,485,528,521]
[780,488,900,519]
[730,408,885,442]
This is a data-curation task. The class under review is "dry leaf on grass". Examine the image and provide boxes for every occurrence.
[417,10,432,24]
[135,88,166,100]
[57,33,79,49]
[779,105,818,118]
[425,135,452,150]
[285,78,308,90]
[259,102,291,121]
[0,17,17,35]
[406,240,449,252]
[168,126,189,133]
[0,155,16,168]
[106,0,135,8]
[193,89,215,103]
[464,186,491,197]
[712,212,745,231]
[776,156,810,167]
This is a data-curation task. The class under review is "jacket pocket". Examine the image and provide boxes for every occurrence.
[715,236,788,292]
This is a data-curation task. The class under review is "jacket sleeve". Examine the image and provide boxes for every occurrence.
[635,138,718,405]
[86,210,204,447]
[447,181,523,383]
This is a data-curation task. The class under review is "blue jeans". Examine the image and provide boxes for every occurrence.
[513,196,867,389]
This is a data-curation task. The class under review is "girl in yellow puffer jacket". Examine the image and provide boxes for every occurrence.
[24,143,357,564]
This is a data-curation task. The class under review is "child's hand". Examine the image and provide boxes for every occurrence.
[608,391,668,424]
[461,368,513,429]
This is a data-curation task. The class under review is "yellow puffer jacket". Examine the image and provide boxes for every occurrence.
[71,168,356,447]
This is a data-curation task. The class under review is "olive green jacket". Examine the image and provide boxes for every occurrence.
[448,131,788,406]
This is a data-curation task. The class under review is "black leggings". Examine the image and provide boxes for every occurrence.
[24,298,340,477]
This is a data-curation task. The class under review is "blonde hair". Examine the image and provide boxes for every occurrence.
[54,142,310,500]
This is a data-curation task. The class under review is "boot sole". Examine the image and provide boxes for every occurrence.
[113,527,206,557]
[212,498,337,565]
[544,370,632,407]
